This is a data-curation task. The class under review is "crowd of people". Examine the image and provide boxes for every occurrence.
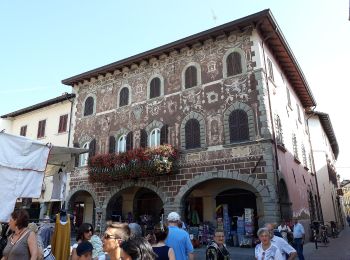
[0,209,309,260]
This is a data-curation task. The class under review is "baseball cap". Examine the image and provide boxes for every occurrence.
[76,241,93,256]
[167,212,181,221]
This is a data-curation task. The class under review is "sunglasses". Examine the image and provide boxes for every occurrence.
[103,233,119,240]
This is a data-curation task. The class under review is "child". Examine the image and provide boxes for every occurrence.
[76,241,93,260]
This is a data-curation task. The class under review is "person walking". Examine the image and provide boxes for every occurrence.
[152,225,175,260]
[165,212,194,260]
[206,229,230,260]
[292,218,305,260]
[265,223,296,260]
[102,222,130,260]
[120,237,157,260]
[255,228,283,260]
[277,220,292,242]
[1,209,38,260]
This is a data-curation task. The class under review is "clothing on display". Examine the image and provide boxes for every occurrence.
[51,213,71,260]
[51,169,67,200]
[0,132,50,222]
[38,223,54,248]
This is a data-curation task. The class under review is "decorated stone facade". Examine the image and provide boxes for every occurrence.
[63,10,319,235]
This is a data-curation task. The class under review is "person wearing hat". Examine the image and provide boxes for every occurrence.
[76,241,93,260]
[165,212,194,260]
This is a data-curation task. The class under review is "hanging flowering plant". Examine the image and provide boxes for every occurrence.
[88,144,179,183]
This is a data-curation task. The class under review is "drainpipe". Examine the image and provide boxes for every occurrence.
[306,108,324,222]
[260,32,283,221]
[64,93,74,147]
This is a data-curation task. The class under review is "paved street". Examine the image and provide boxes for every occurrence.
[193,226,350,259]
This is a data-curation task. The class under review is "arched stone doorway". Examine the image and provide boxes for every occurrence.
[133,188,163,224]
[279,179,292,220]
[68,190,95,231]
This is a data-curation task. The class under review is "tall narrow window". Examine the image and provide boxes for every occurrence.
[117,135,127,153]
[84,96,94,116]
[267,58,274,81]
[149,128,160,147]
[229,110,249,142]
[20,125,27,136]
[119,87,129,107]
[37,120,46,138]
[126,132,133,151]
[109,136,116,154]
[296,104,302,123]
[226,52,242,76]
[286,87,292,108]
[185,66,197,89]
[80,142,89,166]
[185,119,201,149]
[275,114,284,145]
[58,114,68,133]
[292,134,299,160]
[149,78,161,98]
[140,129,148,148]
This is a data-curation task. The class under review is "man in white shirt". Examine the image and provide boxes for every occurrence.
[265,223,297,260]
[277,220,292,242]
[292,218,305,260]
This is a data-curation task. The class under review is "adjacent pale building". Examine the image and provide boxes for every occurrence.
[308,111,343,227]
[0,93,75,220]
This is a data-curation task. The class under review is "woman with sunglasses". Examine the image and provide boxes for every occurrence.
[102,223,130,260]
[72,223,93,260]
[255,228,283,260]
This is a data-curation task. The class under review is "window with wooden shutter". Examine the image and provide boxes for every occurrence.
[226,52,242,76]
[229,110,249,143]
[150,78,161,98]
[185,66,197,89]
[185,119,201,149]
[140,129,148,148]
[20,125,27,136]
[89,139,96,158]
[126,132,133,151]
[160,124,169,145]
[84,96,94,116]
[109,136,116,154]
[58,114,68,133]
[37,120,46,138]
[119,87,129,107]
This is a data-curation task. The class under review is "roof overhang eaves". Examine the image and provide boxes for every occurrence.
[1,93,75,119]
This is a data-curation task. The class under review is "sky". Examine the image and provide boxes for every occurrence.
[0,0,349,179]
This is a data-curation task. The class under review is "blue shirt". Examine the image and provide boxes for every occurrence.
[165,226,193,260]
[293,223,305,239]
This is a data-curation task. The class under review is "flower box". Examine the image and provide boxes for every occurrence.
[88,144,179,183]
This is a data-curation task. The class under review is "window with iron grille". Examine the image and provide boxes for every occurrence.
[84,96,94,116]
[150,78,161,98]
[226,52,242,76]
[37,120,46,138]
[58,114,68,133]
[185,119,201,149]
[119,87,129,107]
[275,114,284,145]
[267,58,274,81]
[229,110,249,143]
[292,134,299,160]
[185,66,197,89]
[20,125,27,136]
[302,144,307,167]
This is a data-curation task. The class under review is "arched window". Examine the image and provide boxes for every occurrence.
[79,142,90,166]
[185,119,201,149]
[149,77,161,99]
[226,52,242,76]
[84,96,94,116]
[185,66,197,89]
[229,109,249,142]
[117,135,126,153]
[119,87,129,107]
[149,128,160,147]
